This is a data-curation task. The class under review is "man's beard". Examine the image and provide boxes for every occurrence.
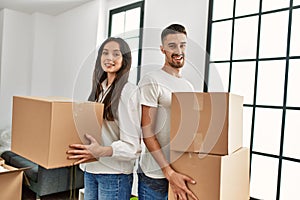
[168,53,185,68]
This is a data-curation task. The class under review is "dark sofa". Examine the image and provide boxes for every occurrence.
[1,151,84,199]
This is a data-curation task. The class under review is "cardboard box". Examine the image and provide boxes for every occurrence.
[0,162,24,200]
[169,148,250,200]
[170,92,243,155]
[11,96,104,169]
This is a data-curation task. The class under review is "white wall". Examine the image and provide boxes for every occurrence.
[142,0,209,91]
[0,9,33,128]
[106,0,139,10]
[31,13,55,96]
[0,10,3,91]
[52,0,101,100]
[0,0,103,129]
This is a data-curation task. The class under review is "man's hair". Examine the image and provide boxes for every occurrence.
[161,24,187,43]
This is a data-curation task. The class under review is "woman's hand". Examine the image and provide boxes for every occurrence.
[67,134,112,165]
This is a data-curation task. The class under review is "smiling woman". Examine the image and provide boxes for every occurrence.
[67,37,141,200]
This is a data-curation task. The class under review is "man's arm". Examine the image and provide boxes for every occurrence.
[141,105,198,200]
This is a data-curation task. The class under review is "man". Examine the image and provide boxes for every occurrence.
[138,24,198,200]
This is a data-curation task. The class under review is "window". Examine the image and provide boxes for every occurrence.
[205,0,300,199]
[108,1,144,84]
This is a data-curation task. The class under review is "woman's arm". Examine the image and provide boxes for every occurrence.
[110,84,141,160]
[67,134,112,165]
[67,84,141,164]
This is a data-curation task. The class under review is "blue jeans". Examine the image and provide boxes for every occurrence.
[137,166,168,200]
[84,171,133,200]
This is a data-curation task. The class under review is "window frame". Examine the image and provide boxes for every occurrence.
[205,1,300,199]
[108,1,145,84]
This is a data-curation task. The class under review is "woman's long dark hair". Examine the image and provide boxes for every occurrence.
[88,37,132,121]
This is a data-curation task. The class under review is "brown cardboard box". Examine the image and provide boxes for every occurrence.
[169,148,250,200]
[0,162,24,200]
[11,96,104,169]
[170,92,243,155]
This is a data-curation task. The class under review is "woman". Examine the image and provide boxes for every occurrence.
[67,37,141,200]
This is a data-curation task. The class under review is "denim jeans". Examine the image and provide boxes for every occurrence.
[84,171,133,200]
[137,166,168,200]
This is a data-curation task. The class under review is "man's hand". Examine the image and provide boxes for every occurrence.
[163,165,198,200]
[67,134,112,165]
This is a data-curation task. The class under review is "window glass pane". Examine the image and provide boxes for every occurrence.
[125,37,139,52]
[110,4,142,84]
[210,21,232,61]
[235,0,260,16]
[125,8,141,32]
[287,60,300,107]
[122,29,140,42]
[294,0,300,6]
[128,64,138,85]
[233,16,258,60]
[290,8,300,56]
[243,107,253,148]
[125,37,139,68]
[131,50,138,69]
[111,12,125,36]
[283,110,300,159]
[125,37,139,85]
[256,60,285,106]
[208,63,229,92]
[253,107,282,155]
[212,0,234,20]
[262,0,290,12]
[280,160,300,200]
[259,11,289,58]
[250,154,278,200]
[231,62,255,104]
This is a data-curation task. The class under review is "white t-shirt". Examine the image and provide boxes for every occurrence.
[138,69,194,179]
[80,81,141,174]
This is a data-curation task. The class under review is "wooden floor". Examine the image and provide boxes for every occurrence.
[22,186,79,200]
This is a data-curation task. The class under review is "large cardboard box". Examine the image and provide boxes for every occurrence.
[170,92,243,155]
[169,148,250,200]
[11,96,104,169]
[0,161,24,200]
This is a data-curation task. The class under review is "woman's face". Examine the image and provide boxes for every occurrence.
[101,41,123,75]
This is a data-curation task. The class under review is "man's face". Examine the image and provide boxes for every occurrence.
[160,33,187,69]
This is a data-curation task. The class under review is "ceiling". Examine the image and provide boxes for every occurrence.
[0,0,95,16]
